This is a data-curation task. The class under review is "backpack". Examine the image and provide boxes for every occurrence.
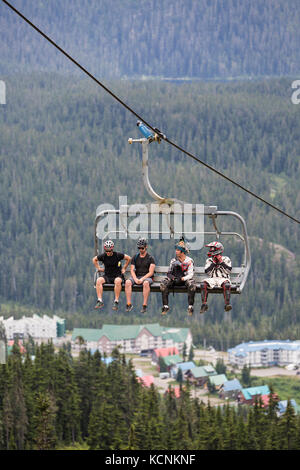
[169,260,183,281]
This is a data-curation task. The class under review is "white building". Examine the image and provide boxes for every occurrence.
[228,340,300,369]
[0,314,66,341]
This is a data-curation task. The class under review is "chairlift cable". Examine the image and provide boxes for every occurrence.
[3,0,300,226]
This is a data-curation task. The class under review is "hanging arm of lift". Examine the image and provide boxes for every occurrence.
[128,122,167,203]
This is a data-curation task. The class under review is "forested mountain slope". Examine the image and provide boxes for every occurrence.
[0,74,300,348]
[1,0,300,79]
[1,344,299,450]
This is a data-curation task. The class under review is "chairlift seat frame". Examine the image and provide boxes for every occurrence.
[96,265,243,294]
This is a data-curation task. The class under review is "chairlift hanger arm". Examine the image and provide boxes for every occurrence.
[129,122,166,203]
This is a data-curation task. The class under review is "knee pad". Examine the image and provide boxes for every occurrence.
[222,281,231,290]
[188,280,196,292]
[200,281,208,302]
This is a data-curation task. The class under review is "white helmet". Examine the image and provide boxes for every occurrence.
[206,241,224,257]
[104,239,114,250]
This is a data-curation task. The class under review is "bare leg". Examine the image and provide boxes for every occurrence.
[125,279,132,305]
[114,277,122,302]
[142,281,150,306]
[96,277,105,300]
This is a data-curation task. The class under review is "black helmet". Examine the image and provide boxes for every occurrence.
[137,237,147,248]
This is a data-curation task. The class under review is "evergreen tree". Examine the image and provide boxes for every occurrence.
[53,350,81,444]
[176,368,183,384]
[222,405,238,450]
[241,365,252,387]
[278,400,297,450]
[74,349,97,438]
[188,345,194,363]
[33,392,57,450]
[215,358,227,375]
[182,343,187,362]
[4,342,28,450]
[245,407,259,450]
[87,391,116,450]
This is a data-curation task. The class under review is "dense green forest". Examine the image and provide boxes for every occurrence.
[1,342,300,451]
[1,0,300,79]
[0,74,300,348]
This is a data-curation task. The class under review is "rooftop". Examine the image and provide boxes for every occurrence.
[209,374,227,386]
[162,354,182,367]
[187,365,216,378]
[154,347,179,357]
[176,361,196,371]
[72,324,190,343]
[137,375,154,387]
[222,378,242,392]
[241,385,270,400]
[228,340,300,356]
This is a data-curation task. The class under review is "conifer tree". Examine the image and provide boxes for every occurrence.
[74,349,96,438]
[172,405,191,450]
[5,342,28,450]
[222,405,238,450]
[245,407,259,450]
[87,390,116,450]
[278,400,297,450]
[235,413,248,450]
[188,345,194,362]
[33,391,57,450]
[53,349,81,444]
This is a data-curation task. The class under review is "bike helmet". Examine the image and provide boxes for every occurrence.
[104,239,114,250]
[206,241,224,257]
[137,237,147,248]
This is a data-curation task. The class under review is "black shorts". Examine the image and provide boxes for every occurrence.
[96,273,125,285]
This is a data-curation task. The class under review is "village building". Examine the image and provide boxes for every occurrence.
[0,314,66,341]
[152,347,179,364]
[228,340,300,369]
[170,361,196,379]
[237,385,270,405]
[137,375,154,387]
[206,374,227,391]
[277,399,300,416]
[219,378,243,400]
[185,365,217,387]
[159,354,182,373]
[72,323,192,356]
[165,386,181,399]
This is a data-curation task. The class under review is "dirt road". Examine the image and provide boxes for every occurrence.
[250,367,299,378]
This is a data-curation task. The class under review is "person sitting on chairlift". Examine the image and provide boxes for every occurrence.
[160,238,196,316]
[200,241,232,314]
[125,237,156,314]
[93,239,131,311]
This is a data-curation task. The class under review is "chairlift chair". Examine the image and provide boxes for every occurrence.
[94,122,251,295]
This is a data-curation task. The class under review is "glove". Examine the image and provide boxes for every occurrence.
[213,255,223,264]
